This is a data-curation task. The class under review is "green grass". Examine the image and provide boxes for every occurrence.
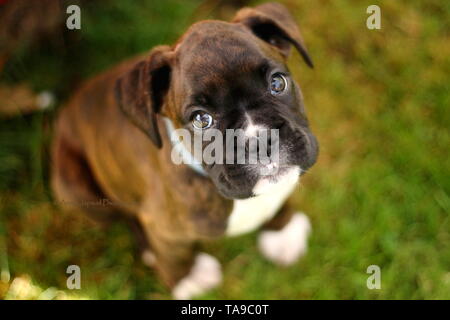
[0,0,449,299]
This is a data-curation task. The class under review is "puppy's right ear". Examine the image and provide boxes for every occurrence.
[115,45,173,149]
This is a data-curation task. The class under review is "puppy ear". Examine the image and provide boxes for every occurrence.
[232,2,313,68]
[115,46,172,148]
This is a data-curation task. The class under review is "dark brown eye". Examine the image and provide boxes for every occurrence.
[192,111,213,129]
[270,73,288,95]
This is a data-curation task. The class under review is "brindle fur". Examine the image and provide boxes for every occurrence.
[52,3,316,288]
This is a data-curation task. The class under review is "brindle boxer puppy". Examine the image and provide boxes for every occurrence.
[52,2,318,299]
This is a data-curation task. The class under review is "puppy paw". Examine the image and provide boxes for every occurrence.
[172,253,222,300]
[258,212,311,266]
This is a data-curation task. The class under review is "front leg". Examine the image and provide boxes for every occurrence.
[258,203,312,266]
[138,216,222,299]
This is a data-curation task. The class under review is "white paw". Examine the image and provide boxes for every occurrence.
[172,253,222,300]
[258,212,311,266]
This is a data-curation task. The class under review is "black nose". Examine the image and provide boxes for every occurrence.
[246,122,285,161]
[224,118,287,164]
[264,120,285,158]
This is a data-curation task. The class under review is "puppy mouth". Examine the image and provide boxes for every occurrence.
[251,166,300,196]
[215,165,300,199]
[217,170,255,199]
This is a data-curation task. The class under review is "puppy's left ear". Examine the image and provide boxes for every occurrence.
[115,45,173,149]
[232,2,313,68]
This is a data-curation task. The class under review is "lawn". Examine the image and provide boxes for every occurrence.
[0,0,449,299]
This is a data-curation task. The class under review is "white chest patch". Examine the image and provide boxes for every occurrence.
[225,167,300,236]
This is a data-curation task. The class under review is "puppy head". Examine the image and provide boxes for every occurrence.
[116,3,318,199]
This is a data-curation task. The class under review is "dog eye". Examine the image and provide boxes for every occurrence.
[192,111,213,129]
[270,73,288,95]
